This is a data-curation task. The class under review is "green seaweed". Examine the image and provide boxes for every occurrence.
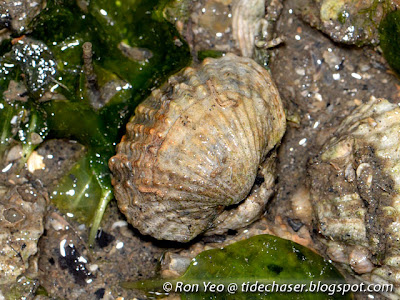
[379,10,400,76]
[0,98,48,166]
[30,0,88,44]
[49,151,106,227]
[42,99,117,244]
[197,50,225,61]
[126,235,351,299]
[0,0,190,246]
[337,10,349,25]
[23,0,190,245]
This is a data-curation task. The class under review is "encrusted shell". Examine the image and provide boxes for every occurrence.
[109,53,286,242]
[0,184,47,285]
[309,97,400,294]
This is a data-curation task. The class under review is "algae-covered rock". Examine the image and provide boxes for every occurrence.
[11,37,57,99]
[0,0,46,34]
[296,0,397,45]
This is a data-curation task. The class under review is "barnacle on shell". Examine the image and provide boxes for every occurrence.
[309,97,400,294]
[109,53,286,242]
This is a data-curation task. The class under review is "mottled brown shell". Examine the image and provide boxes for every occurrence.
[109,53,286,242]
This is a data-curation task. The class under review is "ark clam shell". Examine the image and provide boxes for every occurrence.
[109,53,286,242]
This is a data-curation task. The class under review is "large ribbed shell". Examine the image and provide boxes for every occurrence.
[109,53,286,242]
[309,97,400,294]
